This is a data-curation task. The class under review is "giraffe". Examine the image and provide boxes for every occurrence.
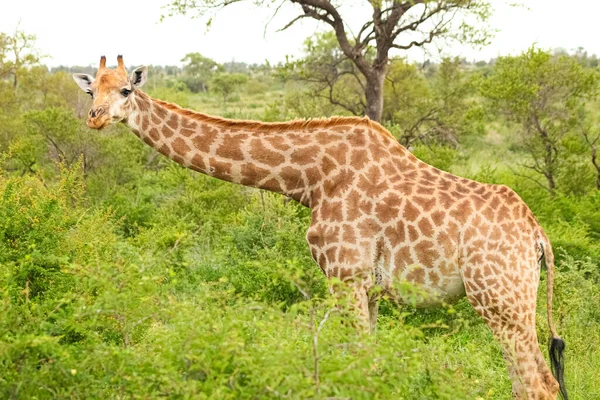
[73,56,567,399]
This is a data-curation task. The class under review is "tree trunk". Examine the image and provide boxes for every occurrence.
[365,70,386,122]
[546,172,556,196]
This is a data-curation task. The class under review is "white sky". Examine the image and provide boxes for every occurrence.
[1,0,599,68]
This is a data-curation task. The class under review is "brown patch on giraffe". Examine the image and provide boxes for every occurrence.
[217,134,247,161]
[358,218,380,237]
[240,163,271,185]
[151,113,162,125]
[323,169,352,198]
[350,129,367,147]
[385,219,406,247]
[346,190,363,221]
[447,221,459,240]
[135,95,150,111]
[416,186,436,196]
[413,196,436,212]
[326,142,349,165]
[339,247,361,265]
[341,224,357,244]
[497,205,510,222]
[360,166,388,198]
[482,206,495,221]
[158,144,171,156]
[141,116,149,131]
[417,218,434,237]
[291,145,320,165]
[249,139,285,167]
[463,226,478,243]
[149,128,160,142]
[436,231,455,259]
[420,170,438,183]
[161,125,174,138]
[450,200,474,222]
[260,178,282,192]
[394,246,411,265]
[154,105,168,119]
[457,185,472,196]
[288,132,312,146]
[310,187,323,207]
[374,193,401,223]
[208,157,233,177]
[438,179,453,192]
[316,131,341,145]
[471,195,486,210]
[321,155,338,176]
[403,200,420,222]
[172,138,191,156]
[431,210,445,227]
[438,192,455,209]
[320,201,344,222]
[408,225,420,242]
[406,266,426,285]
[350,150,369,170]
[397,183,413,196]
[192,125,219,153]
[323,248,338,266]
[166,114,179,130]
[489,196,500,210]
[190,154,206,171]
[181,117,197,130]
[304,167,322,187]
[172,155,185,164]
[265,136,291,152]
[142,136,154,146]
[181,128,195,137]
[428,270,440,286]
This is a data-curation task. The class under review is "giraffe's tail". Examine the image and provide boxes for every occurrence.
[540,231,568,400]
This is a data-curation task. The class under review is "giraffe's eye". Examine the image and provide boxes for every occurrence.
[121,88,131,97]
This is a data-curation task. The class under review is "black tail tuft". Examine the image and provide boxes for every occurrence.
[550,337,568,400]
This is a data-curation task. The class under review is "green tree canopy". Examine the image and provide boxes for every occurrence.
[180,52,220,93]
[481,47,598,195]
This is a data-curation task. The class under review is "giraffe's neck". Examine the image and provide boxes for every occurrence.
[126,91,317,206]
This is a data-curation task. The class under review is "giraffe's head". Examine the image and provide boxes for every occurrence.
[72,55,147,130]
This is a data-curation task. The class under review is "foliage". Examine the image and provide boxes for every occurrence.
[210,72,249,103]
[165,0,494,121]
[180,52,220,93]
[480,47,599,194]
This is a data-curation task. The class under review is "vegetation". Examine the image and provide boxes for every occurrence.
[165,0,493,121]
[1,26,600,399]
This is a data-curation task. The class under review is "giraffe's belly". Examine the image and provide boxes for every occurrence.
[378,261,466,307]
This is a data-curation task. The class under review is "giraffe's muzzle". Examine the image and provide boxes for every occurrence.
[87,106,110,130]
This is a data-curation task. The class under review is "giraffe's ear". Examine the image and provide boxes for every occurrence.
[130,66,148,89]
[72,73,94,92]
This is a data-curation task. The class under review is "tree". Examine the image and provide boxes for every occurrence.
[210,72,249,103]
[481,47,598,195]
[0,27,41,93]
[282,32,367,116]
[180,52,220,93]
[165,0,492,122]
[383,57,481,146]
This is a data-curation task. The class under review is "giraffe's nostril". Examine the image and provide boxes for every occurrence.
[89,109,96,118]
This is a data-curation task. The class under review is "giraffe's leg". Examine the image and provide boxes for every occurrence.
[368,295,379,334]
[328,275,372,334]
[462,263,559,399]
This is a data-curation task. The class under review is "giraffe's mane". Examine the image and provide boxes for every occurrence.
[146,93,393,138]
